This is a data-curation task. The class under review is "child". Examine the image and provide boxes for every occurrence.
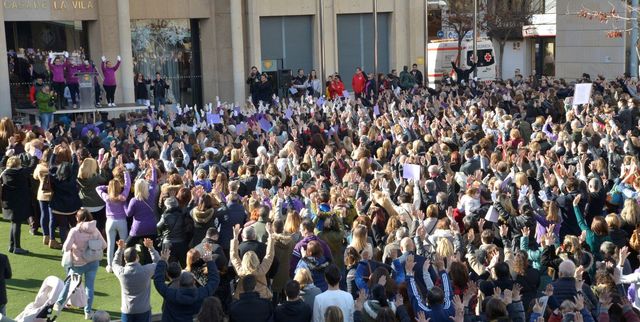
[194,169,212,193]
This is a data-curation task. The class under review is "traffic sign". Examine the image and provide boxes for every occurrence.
[437,30,444,38]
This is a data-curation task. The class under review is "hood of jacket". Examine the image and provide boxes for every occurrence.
[364,301,396,320]
[302,256,329,271]
[273,233,293,247]
[77,220,98,233]
[191,208,214,224]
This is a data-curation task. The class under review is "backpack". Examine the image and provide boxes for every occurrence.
[82,236,103,262]
[41,173,52,193]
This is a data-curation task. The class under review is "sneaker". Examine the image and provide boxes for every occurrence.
[105,265,112,273]
[96,103,102,107]
[84,311,94,320]
[13,248,29,255]
[112,103,117,107]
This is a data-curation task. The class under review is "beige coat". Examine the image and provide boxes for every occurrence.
[230,236,275,300]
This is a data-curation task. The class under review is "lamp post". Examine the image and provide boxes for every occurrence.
[424,0,429,88]
[373,0,379,94]
[318,0,326,89]
[473,0,478,78]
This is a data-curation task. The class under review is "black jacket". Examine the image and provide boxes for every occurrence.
[239,176,258,197]
[151,79,170,98]
[451,61,476,85]
[1,155,37,222]
[158,207,187,243]
[274,299,312,322]
[0,253,11,305]
[134,79,150,100]
[229,291,274,322]
[253,80,273,105]
[49,159,81,214]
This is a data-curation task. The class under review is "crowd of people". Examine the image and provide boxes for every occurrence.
[0,60,640,322]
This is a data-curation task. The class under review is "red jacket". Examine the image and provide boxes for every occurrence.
[352,73,366,94]
[330,80,345,99]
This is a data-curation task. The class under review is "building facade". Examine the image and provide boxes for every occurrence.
[0,0,630,117]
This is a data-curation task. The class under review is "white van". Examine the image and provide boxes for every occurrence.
[427,38,496,84]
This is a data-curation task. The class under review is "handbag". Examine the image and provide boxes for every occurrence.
[61,250,72,268]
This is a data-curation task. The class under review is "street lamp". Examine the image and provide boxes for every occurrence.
[373,0,378,95]
[424,0,429,88]
[473,0,478,78]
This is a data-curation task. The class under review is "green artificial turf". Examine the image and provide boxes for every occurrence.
[0,219,164,322]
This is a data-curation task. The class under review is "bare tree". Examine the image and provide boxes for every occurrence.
[575,1,637,59]
[485,0,538,79]
[442,0,485,59]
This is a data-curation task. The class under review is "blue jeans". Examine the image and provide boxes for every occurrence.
[0,304,5,315]
[39,112,53,130]
[135,99,146,106]
[56,260,99,314]
[153,97,166,110]
[39,201,54,239]
[122,310,151,322]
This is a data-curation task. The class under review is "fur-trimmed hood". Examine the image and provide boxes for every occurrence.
[191,208,215,224]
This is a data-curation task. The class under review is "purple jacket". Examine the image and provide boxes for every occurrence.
[102,60,121,86]
[290,235,333,276]
[96,171,131,220]
[48,58,66,83]
[65,61,82,84]
[127,169,159,236]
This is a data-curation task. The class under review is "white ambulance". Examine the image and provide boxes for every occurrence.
[427,38,496,84]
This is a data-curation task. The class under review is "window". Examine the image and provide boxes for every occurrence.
[467,49,495,67]
[131,19,202,106]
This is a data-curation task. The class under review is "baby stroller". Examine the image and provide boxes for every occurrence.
[15,274,86,322]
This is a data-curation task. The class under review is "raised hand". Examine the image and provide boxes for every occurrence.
[160,248,171,262]
[143,238,154,249]
[116,239,125,250]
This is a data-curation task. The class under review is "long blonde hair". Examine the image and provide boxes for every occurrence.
[621,198,640,226]
[108,179,124,202]
[436,238,454,257]
[78,158,98,179]
[237,251,260,276]
[134,179,149,200]
[350,225,368,253]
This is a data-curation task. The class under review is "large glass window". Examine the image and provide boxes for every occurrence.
[131,19,202,106]
[5,21,88,110]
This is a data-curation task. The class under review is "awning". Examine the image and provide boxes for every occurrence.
[522,24,556,37]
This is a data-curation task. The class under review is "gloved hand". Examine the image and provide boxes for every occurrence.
[64,51,69,58]
[48,52,54,60]
[101,56,106,62]
[117,55,121,61]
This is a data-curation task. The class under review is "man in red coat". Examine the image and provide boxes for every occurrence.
[351,67,366,99]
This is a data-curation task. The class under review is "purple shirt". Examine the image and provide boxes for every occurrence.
[65,61,82,84]
[101,60,121,86]
[96,171,131,220]
[48,58,66,83]
[126,168,158,236]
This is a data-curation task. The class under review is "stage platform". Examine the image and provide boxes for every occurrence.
[15,104,148,124]
[15,103,148,116]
